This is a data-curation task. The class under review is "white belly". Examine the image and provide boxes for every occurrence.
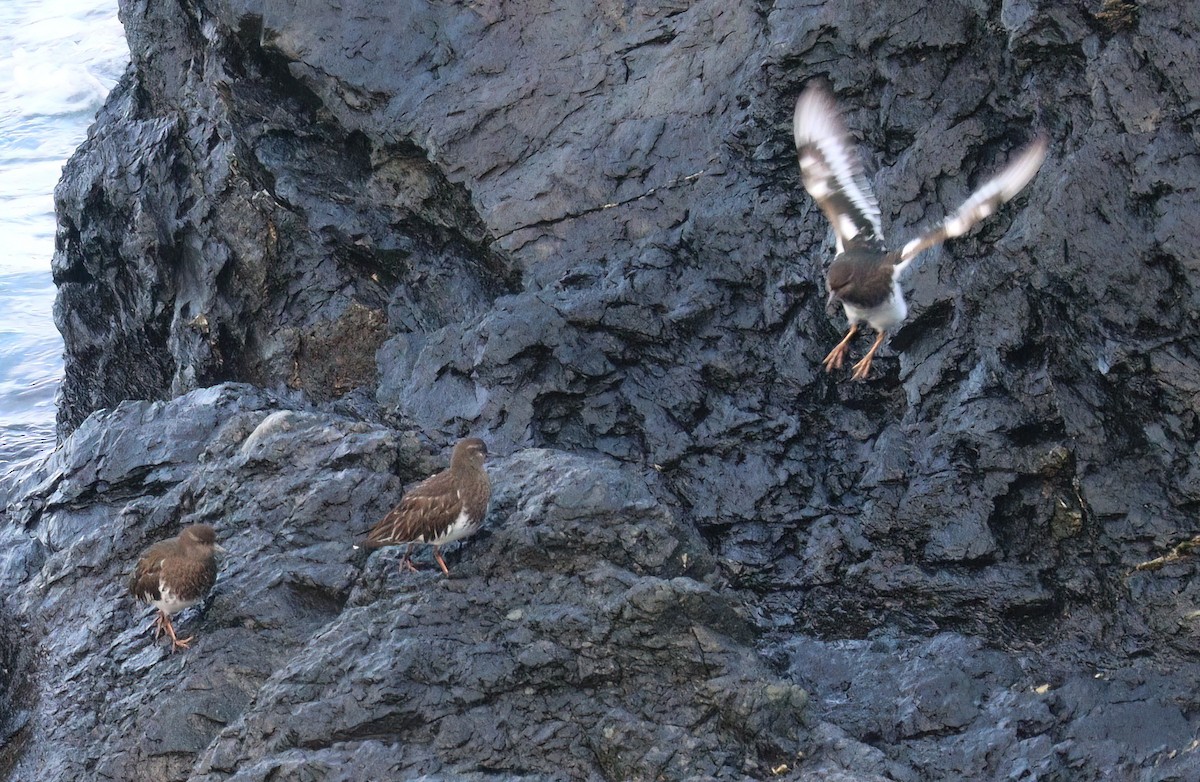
[842,282,907,332]
[421,508,479,546]
[152,582,200,616]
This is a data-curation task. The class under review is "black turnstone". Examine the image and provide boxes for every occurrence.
[128,523,224,652]
[793,83,1048,380]
[359,437,491,575]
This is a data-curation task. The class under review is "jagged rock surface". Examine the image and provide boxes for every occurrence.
[2,0,1197,780]
[0,386,803,780]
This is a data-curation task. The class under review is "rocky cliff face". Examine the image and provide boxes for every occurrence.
[0,386,806,779]
[1,0,1197,779]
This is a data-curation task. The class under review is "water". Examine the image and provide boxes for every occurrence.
[0,1,127,468]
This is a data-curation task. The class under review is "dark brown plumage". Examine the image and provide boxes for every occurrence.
[128,524,223,652]
[359,437,491,575]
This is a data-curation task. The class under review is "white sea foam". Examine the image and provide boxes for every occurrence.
[1,1,127,271]
[0,0,128,465]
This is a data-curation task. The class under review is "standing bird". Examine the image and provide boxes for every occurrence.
[358,437,491,576]
[793,83,1047,380]
[128,524,224,652]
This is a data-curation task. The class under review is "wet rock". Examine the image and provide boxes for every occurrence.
[782,632,1200,781]
[0,387,800,781]
[11,0,1200,779]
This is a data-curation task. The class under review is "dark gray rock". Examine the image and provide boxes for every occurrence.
[6,0,1197,779]
[782,633,1200,781]
[0,386,801,780]
[191,447,806,781]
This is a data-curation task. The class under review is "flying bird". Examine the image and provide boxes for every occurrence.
[793,83,1047,380]
[358,437,491,576]
[129,524,224,652]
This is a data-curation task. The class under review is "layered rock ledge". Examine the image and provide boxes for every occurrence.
[1,0,1198,779]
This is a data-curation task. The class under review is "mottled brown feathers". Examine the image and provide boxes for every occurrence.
[363,437,491,550]
[128,523,220,606]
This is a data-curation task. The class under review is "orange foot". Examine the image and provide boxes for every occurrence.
[398,544,420,573]
[850,354,874,380]
[850,331,887,381]
[159,613,195,653]
[823,324,859,372]
[169,634,195,653]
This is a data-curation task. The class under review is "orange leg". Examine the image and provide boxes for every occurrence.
[148,611,166,640]
[822,324,859,372]
[850,330,887,380]
[157,611,194,652]
[432,546,451,576]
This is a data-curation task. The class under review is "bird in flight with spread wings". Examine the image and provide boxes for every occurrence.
[793,83,1047,380]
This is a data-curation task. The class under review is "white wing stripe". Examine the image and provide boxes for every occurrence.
[794,85,884,245]
[893,134,1048,274]
[814,135,882,238]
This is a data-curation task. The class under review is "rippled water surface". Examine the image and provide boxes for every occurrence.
[0,0,126,469]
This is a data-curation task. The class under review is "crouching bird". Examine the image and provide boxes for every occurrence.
[793,83,1048,380]
[358,437,491,576]
[129,524,224,652]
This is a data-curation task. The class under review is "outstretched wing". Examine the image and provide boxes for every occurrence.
[894,134,1048,275]
[793,84,884,254]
